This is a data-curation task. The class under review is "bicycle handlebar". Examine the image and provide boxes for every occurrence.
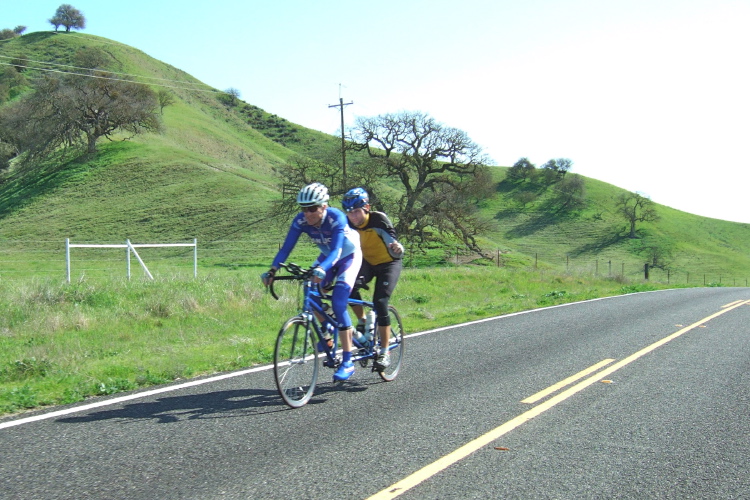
[266,262,368,300]
[267,262,312,300]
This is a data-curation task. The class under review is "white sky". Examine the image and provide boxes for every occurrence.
[3,1,749,223]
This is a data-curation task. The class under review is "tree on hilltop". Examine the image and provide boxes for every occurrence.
[541,158,572,177]
[49,4,86,32]
[507,157,536,182]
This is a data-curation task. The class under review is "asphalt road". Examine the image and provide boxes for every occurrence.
[1,288,748,499]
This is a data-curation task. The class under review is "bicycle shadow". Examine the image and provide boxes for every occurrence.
[55,379,378,425]
[55,388,287,425]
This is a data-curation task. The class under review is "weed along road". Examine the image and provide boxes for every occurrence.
[1,288,749,499]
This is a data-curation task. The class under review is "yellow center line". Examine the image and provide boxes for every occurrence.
[521,358,615,404]
[367,299,750,500]
[722,300,743,308]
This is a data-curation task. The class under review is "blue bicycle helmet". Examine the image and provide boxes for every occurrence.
[342,187,369,212]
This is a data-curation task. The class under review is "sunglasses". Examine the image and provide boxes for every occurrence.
[302,205,321,213]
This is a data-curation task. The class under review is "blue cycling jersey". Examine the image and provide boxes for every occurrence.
[272,207,360,272]
[271,207,361,331]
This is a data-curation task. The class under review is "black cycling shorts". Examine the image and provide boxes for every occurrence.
[351,259,402,325]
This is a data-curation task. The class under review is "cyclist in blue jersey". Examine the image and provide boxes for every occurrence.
[262,183,362,381]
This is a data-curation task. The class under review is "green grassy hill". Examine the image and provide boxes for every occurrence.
[476,172,750,284]
[1,32,748,284]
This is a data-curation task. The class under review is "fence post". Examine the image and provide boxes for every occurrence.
[127,240,154,280]
[644,263,650,280]
[193,238,198,278]
[127,240,131,280]
[65,238,71,283]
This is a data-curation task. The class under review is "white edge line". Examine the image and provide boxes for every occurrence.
[407,290,666,338]
[0,365,273,430]
[0,289,671,430]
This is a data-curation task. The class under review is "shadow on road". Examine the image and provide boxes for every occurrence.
[55,380,375,424]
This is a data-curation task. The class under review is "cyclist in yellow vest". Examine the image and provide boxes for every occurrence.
[342,188,403,369]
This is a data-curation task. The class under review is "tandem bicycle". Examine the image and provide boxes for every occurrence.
[268,262,404,408]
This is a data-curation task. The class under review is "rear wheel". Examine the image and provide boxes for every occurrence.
[274,316,319,408]
[376,306,404,381]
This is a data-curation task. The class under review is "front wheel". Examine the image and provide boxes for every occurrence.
[274,316,319,408]
[376,306,404,382]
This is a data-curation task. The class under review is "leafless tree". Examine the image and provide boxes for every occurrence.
[269,144,388,220]
[0,73,161,160]
[222,87,241,107]
[350,111,493,254]
[616,191,660,238]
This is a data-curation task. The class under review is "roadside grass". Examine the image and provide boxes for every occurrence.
[0,265,678,416]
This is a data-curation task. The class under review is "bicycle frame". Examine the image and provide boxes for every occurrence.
[306,283,378,364]
[270,262,404,407]
[271,265,379,364]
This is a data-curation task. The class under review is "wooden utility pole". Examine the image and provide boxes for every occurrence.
[328,89,353,188]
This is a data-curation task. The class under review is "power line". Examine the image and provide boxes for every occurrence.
[0,61,226,94]
[0,54,214,89]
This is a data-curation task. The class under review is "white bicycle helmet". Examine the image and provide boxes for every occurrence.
[296,182,330,207]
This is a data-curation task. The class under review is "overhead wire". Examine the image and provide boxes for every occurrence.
[0,55,228,94]
[0,54,214,89]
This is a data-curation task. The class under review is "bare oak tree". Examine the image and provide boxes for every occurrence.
[0,73,161,160]
[269,145,387,220]
[350,111,492,254]
[616,191,660,238]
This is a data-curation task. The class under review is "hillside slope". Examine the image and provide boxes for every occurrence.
[0,32,748,282]
[0,32,336,268]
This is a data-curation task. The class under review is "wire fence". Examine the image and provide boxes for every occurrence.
[0,239,747,287]
[446,246,749,287]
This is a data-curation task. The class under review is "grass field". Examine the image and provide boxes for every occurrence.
[0,265,680,416]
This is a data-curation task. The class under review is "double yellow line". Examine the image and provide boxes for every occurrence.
[368,299,749,500]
